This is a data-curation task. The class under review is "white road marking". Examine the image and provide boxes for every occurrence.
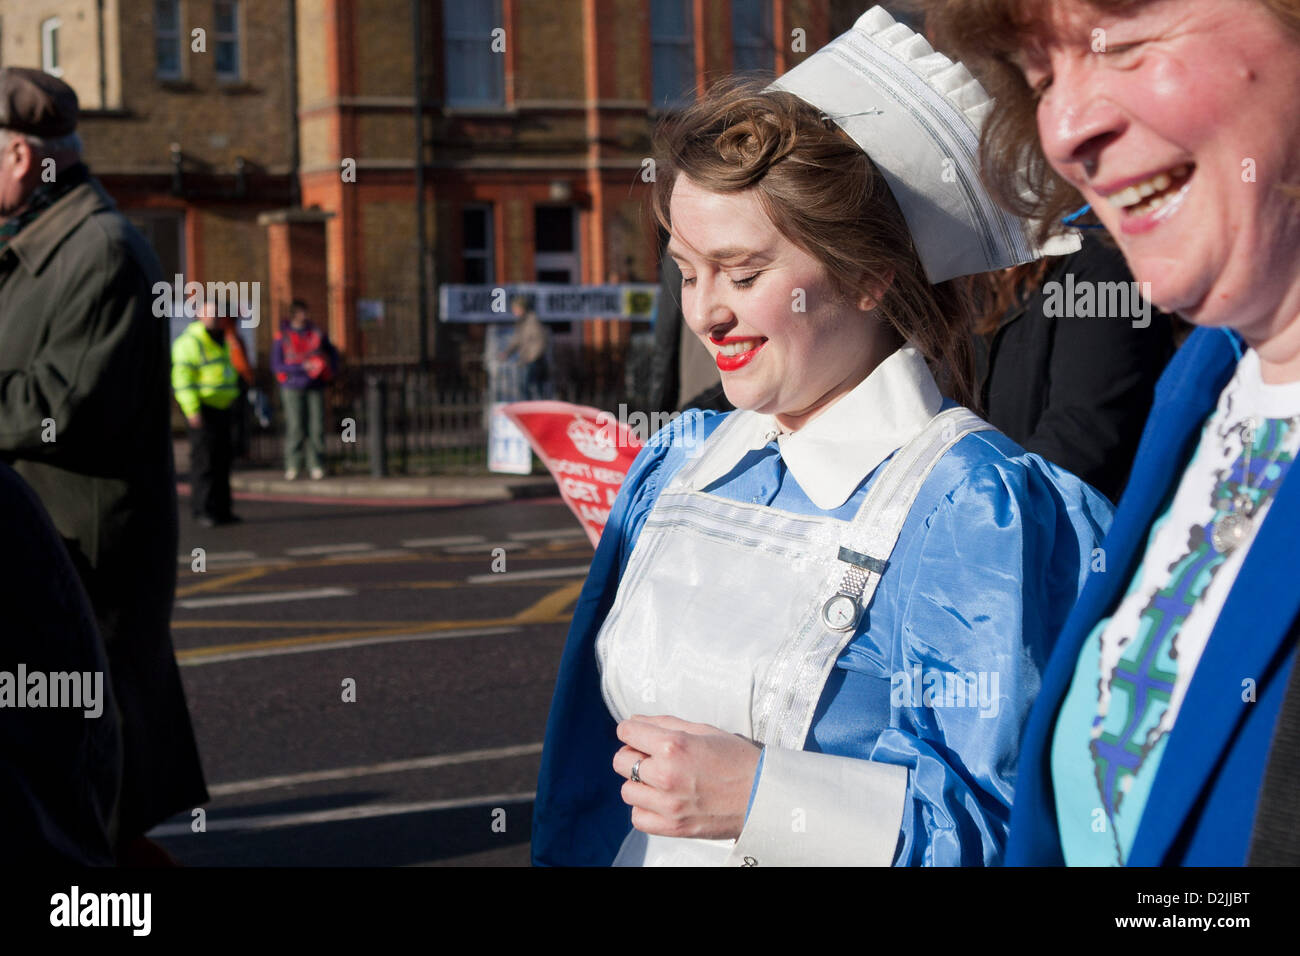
[285,542,376,556]
[206,743,545,797]
[401,535,486,548]
[466,565,589,584]
[179,625,522,666]
[177,587,355,610]
[148,791,537,836]
[443,541,526,554]
[507,528,587,541]
[177,550,257,563]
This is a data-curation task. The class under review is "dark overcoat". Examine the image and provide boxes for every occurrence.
[0,174,207,838]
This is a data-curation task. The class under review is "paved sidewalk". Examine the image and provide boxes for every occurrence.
[173,436,555,501]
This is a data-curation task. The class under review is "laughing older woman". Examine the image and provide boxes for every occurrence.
[929,0,1300,865]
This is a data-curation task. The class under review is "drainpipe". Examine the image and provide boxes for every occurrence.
[96,0,107,108]
[413,0,429,368]
[287,0,301,208]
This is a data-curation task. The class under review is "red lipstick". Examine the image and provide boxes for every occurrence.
[713,336,767,372]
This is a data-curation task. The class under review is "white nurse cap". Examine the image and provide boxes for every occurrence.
[765,5,1078,283]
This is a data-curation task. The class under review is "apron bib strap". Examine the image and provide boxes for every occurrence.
[752,407,995,748]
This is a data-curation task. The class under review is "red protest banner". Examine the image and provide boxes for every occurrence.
[501,401,643,547]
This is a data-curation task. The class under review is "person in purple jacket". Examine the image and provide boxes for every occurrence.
[271,299,338,480]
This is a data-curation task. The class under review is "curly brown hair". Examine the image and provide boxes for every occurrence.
[648,73,981,409]
[923,0,1300,246]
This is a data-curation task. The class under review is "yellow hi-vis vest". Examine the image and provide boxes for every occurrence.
[172,321,240,417]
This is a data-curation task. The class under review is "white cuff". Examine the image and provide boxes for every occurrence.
[726,747,908,866]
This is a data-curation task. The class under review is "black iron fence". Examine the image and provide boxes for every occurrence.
[232,330,664,475]
[238,361,630,475]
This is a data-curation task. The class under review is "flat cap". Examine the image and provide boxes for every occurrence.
[0,68,78,138]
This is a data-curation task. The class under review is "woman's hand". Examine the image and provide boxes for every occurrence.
[613,715,762,841]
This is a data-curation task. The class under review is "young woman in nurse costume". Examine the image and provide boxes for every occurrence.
[531,7,1113,867]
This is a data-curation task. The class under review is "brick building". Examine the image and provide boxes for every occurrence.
[1,0,296,366]
[0,0,900,380]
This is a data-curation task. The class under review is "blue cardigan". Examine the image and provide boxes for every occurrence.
[1006,327,1300,865]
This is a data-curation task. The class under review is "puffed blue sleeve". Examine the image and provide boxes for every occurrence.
[731,453,1111,866]
[883,458,1110,865]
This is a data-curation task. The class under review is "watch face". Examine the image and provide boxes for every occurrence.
[821,595,858,631]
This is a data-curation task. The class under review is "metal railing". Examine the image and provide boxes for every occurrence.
[238,361,630,476]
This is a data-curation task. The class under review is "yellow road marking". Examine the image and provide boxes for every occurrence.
[173,576,575,604]
[386,580,472,589]
[514,579,585,623]
[175,579,586,661]
[178,580,463,594]
[174,547,589,580]
[174,620,437,629]
[178,619,514,659]
[175,566,270,598]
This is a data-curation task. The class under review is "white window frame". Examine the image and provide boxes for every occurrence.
[155,0,183,80]
[213,0,242,82]
[462,204,495,284]
[41,17,63,78]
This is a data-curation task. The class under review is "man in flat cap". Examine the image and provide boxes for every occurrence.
[0,67,208,862]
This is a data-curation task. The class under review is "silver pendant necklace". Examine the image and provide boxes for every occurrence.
[1211,416,1298,555]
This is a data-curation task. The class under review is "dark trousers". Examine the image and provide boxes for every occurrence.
[189,404,234,519]
[231,382,250,458]
[524,358,549,399]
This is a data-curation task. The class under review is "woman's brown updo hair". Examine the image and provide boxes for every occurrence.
[649,74,980,409]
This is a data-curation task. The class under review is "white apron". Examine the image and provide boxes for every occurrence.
[595,406,990,865]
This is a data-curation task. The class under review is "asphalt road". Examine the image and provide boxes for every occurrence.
[153,491,591,866]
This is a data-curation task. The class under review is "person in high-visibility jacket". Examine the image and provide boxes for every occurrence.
[172,298,241,526]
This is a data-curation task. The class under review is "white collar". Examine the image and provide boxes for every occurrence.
[688,346,944,510]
